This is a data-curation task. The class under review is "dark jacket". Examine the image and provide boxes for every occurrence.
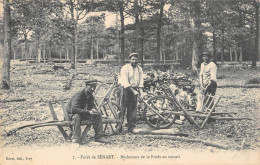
[66,87,95,115]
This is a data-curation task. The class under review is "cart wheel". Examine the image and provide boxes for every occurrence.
[144,95,178,129]
[94,83,110,98]
[100,101,123,135]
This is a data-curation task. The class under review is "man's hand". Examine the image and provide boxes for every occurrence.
[89,109,99,115]
[139,88,144,98]
[129,87,139,96]
[133,90,139,96]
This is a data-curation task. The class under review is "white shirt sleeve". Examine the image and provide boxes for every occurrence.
[138,66,144,88]
[199,63,204,76]
[120,65,131,88]
[210,63,217,82]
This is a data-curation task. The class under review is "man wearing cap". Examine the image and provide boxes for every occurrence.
[119,53,144,133]
[199,52,217,110]
[66,85,109,143]
[199,52,217,96]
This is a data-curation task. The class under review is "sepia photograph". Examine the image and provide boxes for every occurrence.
[0,0,259,164]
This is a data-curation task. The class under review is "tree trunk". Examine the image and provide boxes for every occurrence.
[239,46,243,63]
[229,47,233,61]
[155,0,164,64]
[192,41,199,70]
[235,49,238,62]
[59,50,62,64]
[49,40,52,59]
[24,33,29,64]
[140,28,144,67]
[12,47,16,60]
[259,0,260,63]
[96,39,99,60]
[69,0,76,69]
[238,9,243,64]
[212,29,217,63]
[162,37,165,64]
[134,0,140,55]
[1,0,11,89]
[119,1,125,66]
[37,46,41,63]
[29,45,32,59]
[21,44,24,59]
[191,2,202,70]
[252,0,259,67]
[91,37,93,60]
[37,38,41,63]
[43,42,46,64]
[74,1,78,68]
[66,46,69,59]
[221,28,225,62]
[140,7,144,68]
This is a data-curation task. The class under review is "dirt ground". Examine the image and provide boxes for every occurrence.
[0,62,260,165]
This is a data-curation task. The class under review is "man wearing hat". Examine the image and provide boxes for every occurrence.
[199,52,217,110]
[119,53,144,133]
[199,52,217,96]
[66,83,109,143]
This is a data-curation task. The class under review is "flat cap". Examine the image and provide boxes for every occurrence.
[128,53,139,59]
[201,52,212,57]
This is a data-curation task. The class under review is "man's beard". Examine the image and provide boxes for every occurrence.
[131,63,137,67]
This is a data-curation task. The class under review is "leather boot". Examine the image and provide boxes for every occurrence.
[95,137,110,144]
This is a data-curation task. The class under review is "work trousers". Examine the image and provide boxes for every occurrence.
[71,112,103,140]
[121,87,138,131]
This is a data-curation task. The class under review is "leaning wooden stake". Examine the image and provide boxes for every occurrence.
[142,135,228,150]
[200,96,221,129]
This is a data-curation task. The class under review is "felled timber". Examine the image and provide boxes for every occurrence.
[142,135,228,150]
[0,98,26,103]
[133,127,189,137]
[218,84,260,88]
[170,112,251,120]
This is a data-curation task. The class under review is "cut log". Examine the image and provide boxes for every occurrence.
[133,128,189,137]
[142,135,228,150]
[218,84,260,88]
[0,98,26,103]
[44,80,67,82]
[170,112,251,120]
[151,129,189,137]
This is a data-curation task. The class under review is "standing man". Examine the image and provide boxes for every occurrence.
[120,53,144,133]
[199,52,217,109]
[66,85,109,143]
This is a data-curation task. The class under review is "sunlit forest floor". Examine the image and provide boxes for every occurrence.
[0,62,259,158]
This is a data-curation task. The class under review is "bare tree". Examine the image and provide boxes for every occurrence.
[1,0,11,89]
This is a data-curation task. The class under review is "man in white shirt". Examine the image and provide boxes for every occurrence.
[120,53,144,133]
[199,52,217,110]
[199,52,217,96]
